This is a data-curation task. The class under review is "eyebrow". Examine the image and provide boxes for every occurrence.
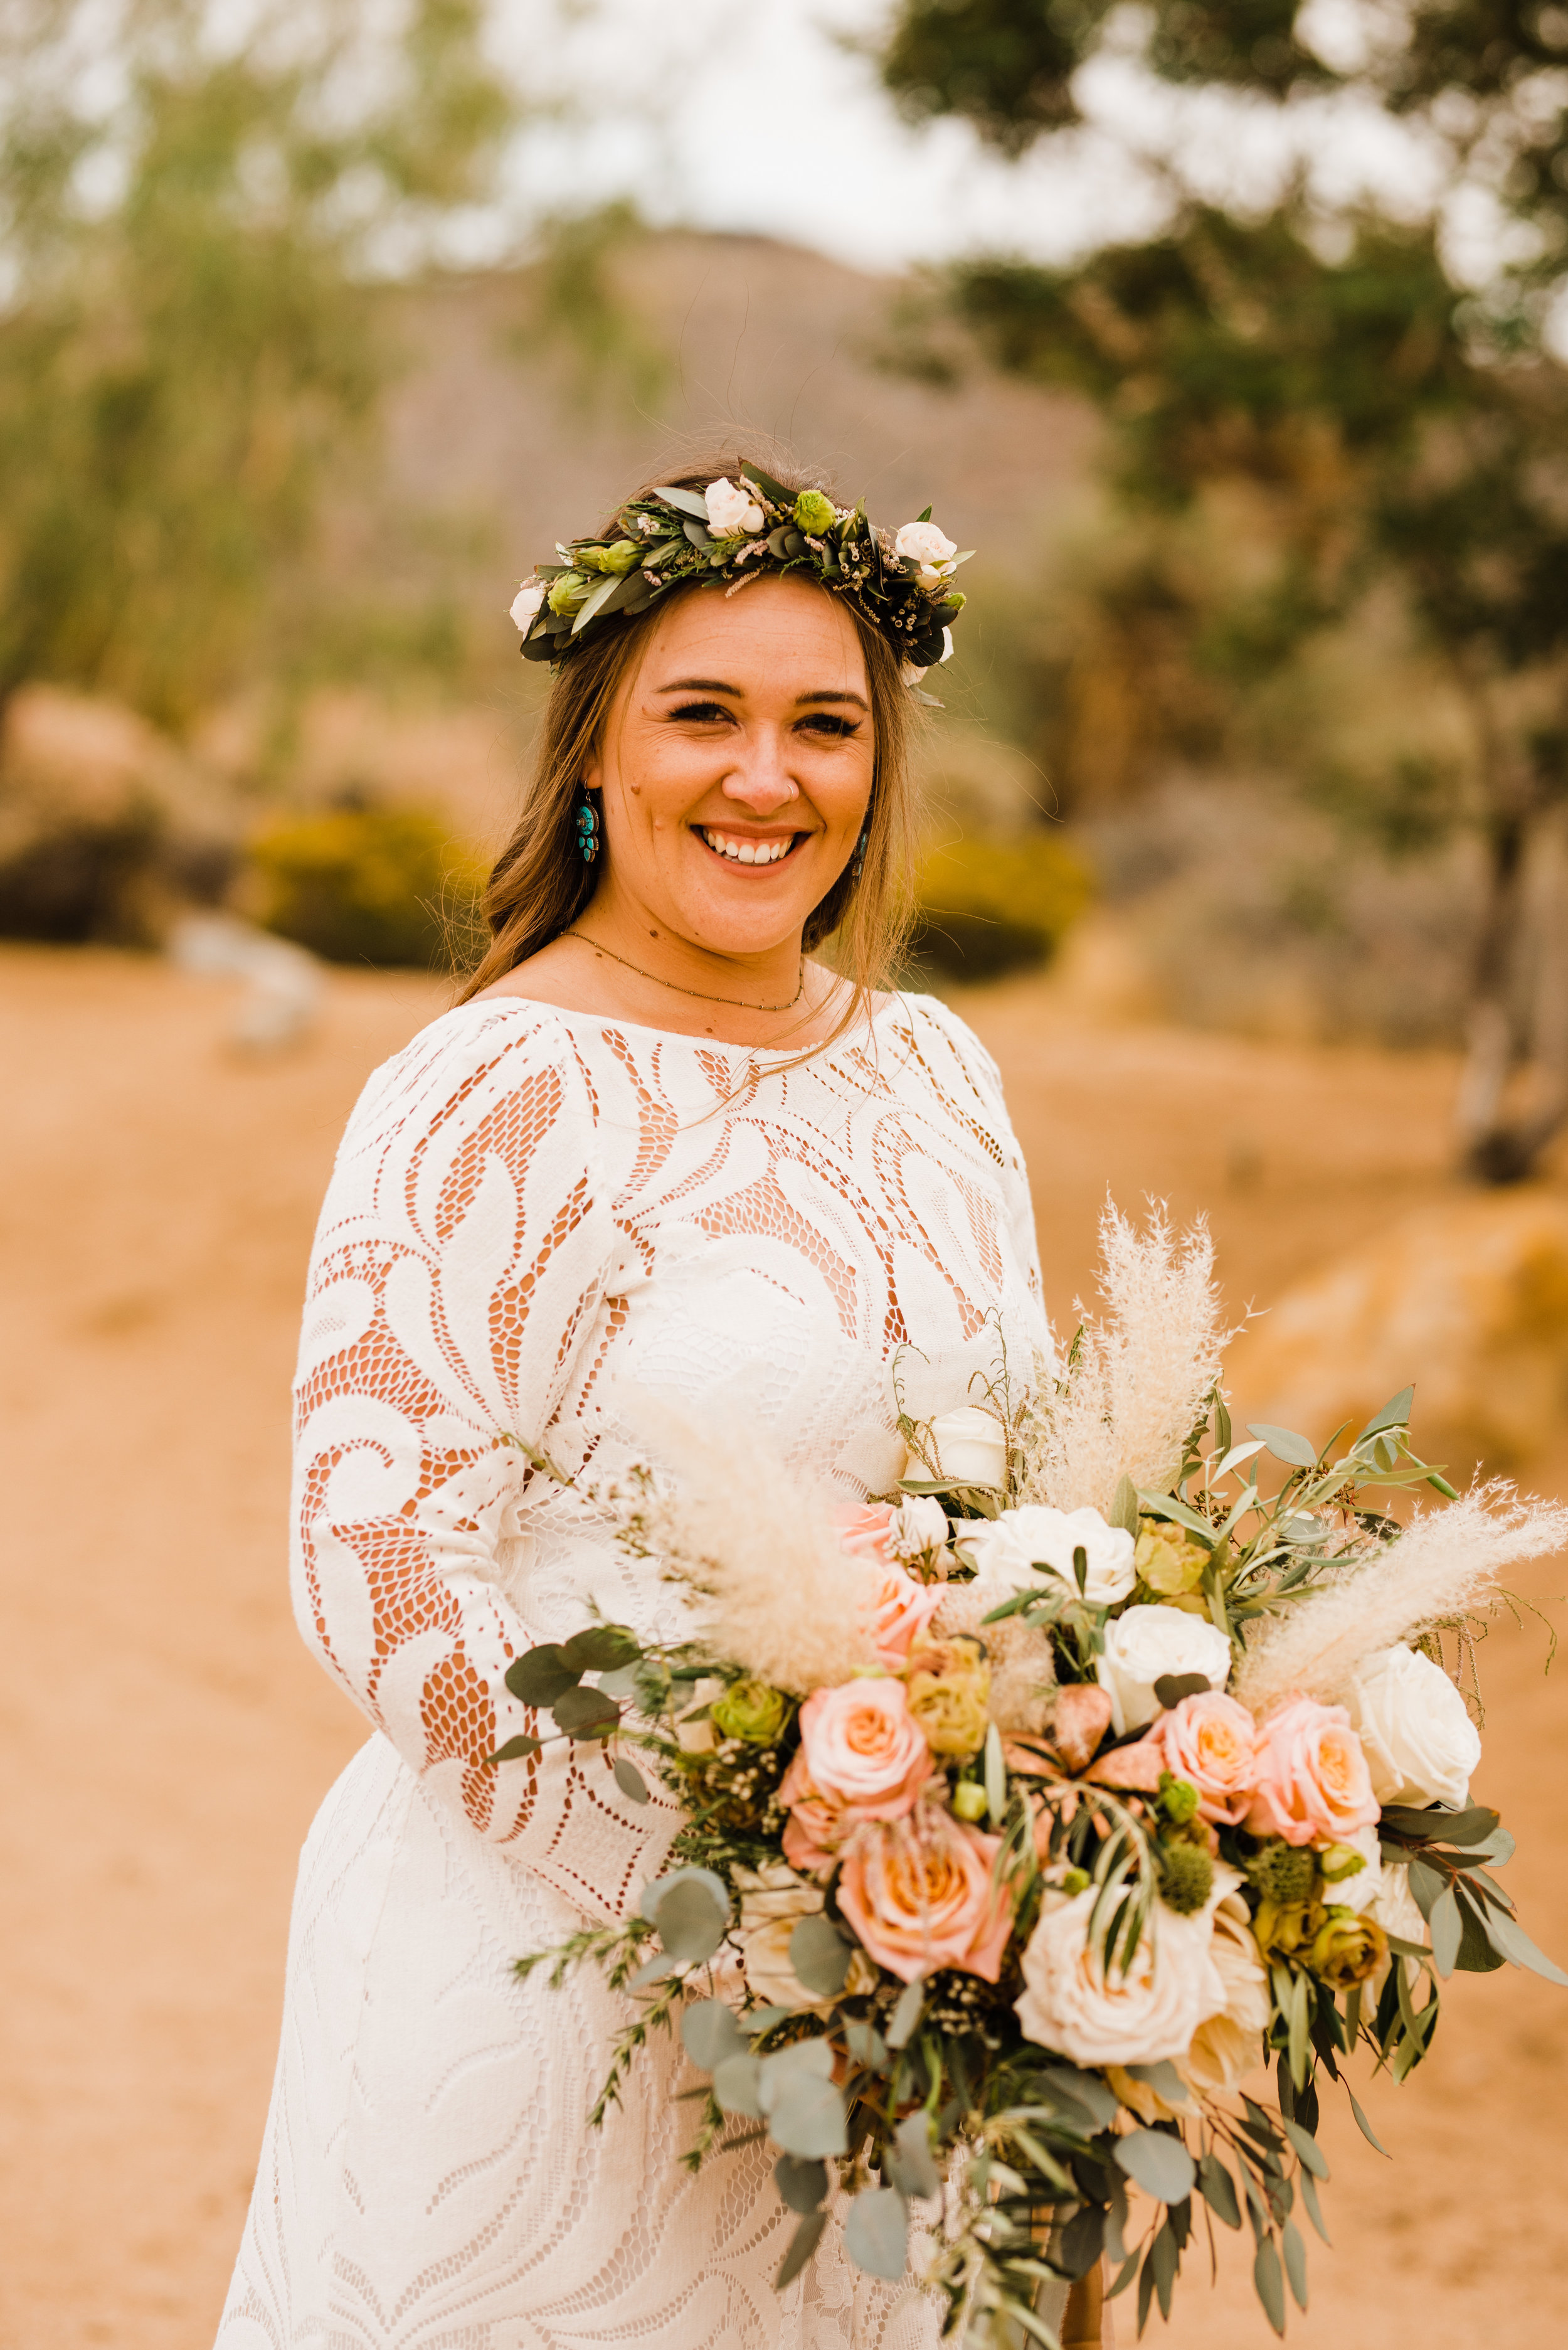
[655,676,870,711]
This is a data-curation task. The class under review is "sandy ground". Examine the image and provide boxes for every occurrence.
[5,943,1567,2350]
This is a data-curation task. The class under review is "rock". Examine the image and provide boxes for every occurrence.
[1225,1193,1568,1474]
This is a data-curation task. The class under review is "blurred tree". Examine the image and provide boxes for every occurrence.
[0,0,516,730]
[877,0,1568,1180]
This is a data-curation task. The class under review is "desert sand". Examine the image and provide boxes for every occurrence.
[4,942,1566,2349]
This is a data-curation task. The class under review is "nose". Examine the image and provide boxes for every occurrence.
[719,727,800,818]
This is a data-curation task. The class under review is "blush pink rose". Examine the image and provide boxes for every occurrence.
[834,1502,898,1566]
[797,1679,931,1816]
[837,1805,1015,1984]
[1150,1691,1260,1826]
[833,1506,945,1666]
[778,1750,842,1877]
[1246,1696,1379,1847]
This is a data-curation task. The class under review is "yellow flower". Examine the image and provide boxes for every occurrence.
[1135,1523,1209,1597]
[904,1637,992,1758]
[1308,1908,1389,1989]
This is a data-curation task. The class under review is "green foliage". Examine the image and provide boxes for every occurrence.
[248,802,485,969]
[911,829,1093,979]
[0,0,517,728]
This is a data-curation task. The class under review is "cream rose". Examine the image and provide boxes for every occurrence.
[894,519,958,578]
[1345,1644,1482,1810]
[1181,1890,1270,2094]
[961,1504,1136,1608]
[509,580,545,629]
[734,1863,829,2009]
[1096,1605,1232,1736]
[1246,1696,1380,1846]
[908,1405,1008,1488]
[1016,1877,1231,2068]
[704,476,765,538]
[1149,1690,1258,1826]
[889,1494,951,1563]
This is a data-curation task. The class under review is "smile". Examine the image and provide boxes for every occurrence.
[697,828,801,866]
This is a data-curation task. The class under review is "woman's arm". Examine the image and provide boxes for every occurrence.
[289,1005,679,1920]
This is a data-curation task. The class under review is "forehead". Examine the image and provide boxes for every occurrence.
[632,573,868,695]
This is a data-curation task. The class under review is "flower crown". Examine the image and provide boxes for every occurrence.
[507,460,970,696]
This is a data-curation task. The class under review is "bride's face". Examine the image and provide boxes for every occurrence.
[584,573,875,959]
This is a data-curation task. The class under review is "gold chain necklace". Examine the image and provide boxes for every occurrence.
[561,931,807,1013]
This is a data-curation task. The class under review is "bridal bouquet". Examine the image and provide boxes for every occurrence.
[497,1207,1566,2344]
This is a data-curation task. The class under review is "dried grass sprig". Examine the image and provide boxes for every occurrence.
[1017,1201,1232,1516]
[1234,1482,1568,1713]
[601,1390,876,1693]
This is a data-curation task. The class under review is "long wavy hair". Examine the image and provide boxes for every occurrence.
[458,445,920,1045]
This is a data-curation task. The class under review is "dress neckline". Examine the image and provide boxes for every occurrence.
[449,986,917,1062]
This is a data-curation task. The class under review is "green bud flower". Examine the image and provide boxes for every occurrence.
[1158,1770,1200,1826]
[1308,1908,1388,1990]
[1318,1842,1368,1885]
[1253,1897,1323,1959]
[1246,1839,1318,1906]
[951,1780,990,1823]
[793,489,837,537]
[1158,1840,1214,1916]
[548,572,590,615]
[709,1677,790,1745]
[578,539,643,575]
[1061,1866,1091,1896]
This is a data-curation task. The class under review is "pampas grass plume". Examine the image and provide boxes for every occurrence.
[1235,1482,1568,1713]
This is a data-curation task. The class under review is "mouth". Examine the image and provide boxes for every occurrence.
[695,826,805,869]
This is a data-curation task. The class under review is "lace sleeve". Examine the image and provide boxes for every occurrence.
[289,1004,679,1920]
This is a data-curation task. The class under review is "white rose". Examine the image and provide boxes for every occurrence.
[1096,1605,1232,1735]
[733,1862,828,2008]
[906,1404,1008,1489]
[1321,1822,1385,1913]
[888,1494,950,1564]
[1016,1873,1232,2068]
[674,1675,726,1755]
[704,477,766,538]
[1344,1644,1481,1810]
[894,519,958,578]
[960,1505,1136,1608]
[1181,1890,1270,2094]
[509,580,545,629]
[940,626,955,663]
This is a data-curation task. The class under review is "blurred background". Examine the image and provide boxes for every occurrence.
[5,1,1568,2342]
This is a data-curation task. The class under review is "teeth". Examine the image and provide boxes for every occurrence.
[702,830,792,864]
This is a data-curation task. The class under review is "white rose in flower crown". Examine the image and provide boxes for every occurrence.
[940,627,955,664]
[704,477,766,538]
[509,580,545,629]
[1016,1871,1232,2068]
[888,1493,951,1563]
[1344,1643,1481,1809]
[960,1505,1136,1608]
[906,1405,1008,1489]
[894,519,958,578]
[1096,1604,1232,1735]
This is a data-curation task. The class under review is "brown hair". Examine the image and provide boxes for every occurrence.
[458,446,919,1045]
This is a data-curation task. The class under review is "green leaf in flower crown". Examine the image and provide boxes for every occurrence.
[682,518,712,551]
[505,1645,579,1707]
[887,2111,941,2201]
[739,460,793,505]
[1247,1422,1321,1468]
[1196,2152,1241,2229]
[1355,1386,1415,1442]
[788,1913,852,1997]
[845,2186,908,2281]
[654,484,709,518]
[561,1624,642,1672]
[775,2210,827,2289]
[1113,2128,1195,2205]
[775,2154,828,2215]
[681,1999,747,2072]
[569,571,625,635]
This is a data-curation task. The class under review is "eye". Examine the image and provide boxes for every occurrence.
[669,699,734,724]
[798,713,859,739]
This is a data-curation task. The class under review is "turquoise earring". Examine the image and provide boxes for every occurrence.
[851,826,869,882]
[575,789,600,864]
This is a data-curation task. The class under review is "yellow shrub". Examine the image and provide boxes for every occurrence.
[249,804,487,969]
[912,832,1093,981]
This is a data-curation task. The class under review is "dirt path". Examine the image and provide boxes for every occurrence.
[3,947,1564,2349]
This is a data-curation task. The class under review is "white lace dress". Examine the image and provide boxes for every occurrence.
[216,989,1047,2350]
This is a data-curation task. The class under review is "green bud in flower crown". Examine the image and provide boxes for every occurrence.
[1309,1908,1388,1989]
[710,1677,790,1745]
[793,489,837,538]
[578,540,643,575]
[548,572,590,615]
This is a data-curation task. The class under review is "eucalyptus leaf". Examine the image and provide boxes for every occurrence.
[561,1625,641,1672]
[711,2052,763,2117]
[1299,2166,1331,2245]
[504,1646,579,1708]
[1150,2216,1179,2319]
[789,1913,851,1998]
[1281,2118,1328,2180]
[1481,1904,1568,1983]
[596,1663,641,1701]
[682,1999,746,2072]
[652,484,710,518]
[844,2186,908,2282]
[775,2210,827,2289]
[1061,2202,1105,2279]
[1248,1422,1320,1469]
[1253,2236,1286,2337]
[628,1953,673,1989]
[775,2154,828,2214]
[486,1733,540,1763]
[887,2110,941,2201]
[887,1979,923,2049]
[845,2019,889,2070]
[1126,2059,1187,2104]
[610,1756,649,1803]
[1282,2216,1309,2312]
[1041,2065,1119,2129]
[739,2004,792,2036]
[1406,1856,1447,1919]
[682,518,712,550]
[1428,1885,1462,1977]
[569,571,624,635]
[552,1684,621,1738]
[1113,2128,1195,2204]
[1356,1386,1414,1440]
[1196,2152,1241,2229]
[1453,1883,1507,1972]
[1347,2087,1391,2156]
[641,1866,730,1928]
[652,1878,728,1965]
[762,2066,847,2159]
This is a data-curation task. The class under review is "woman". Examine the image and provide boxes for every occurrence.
[217,452,1051,2349]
